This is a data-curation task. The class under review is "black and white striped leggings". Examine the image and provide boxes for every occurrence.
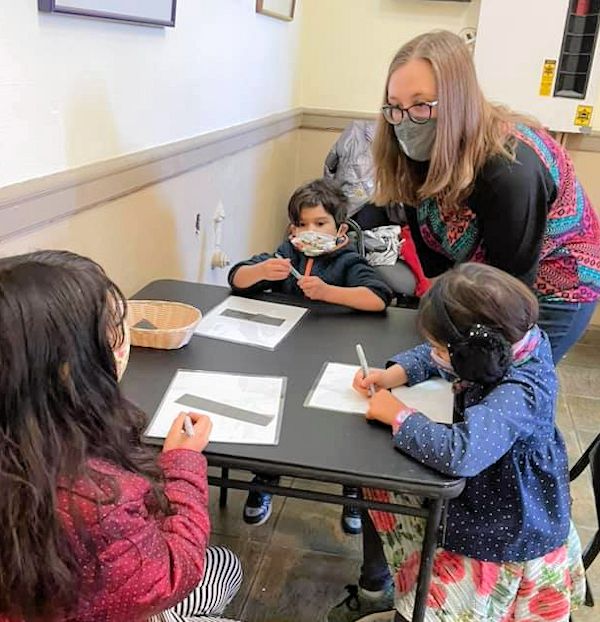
[149,546,243,622]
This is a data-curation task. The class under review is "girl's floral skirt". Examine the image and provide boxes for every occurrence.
[364,489,586,622]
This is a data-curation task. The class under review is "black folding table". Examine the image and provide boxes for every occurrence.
[122,280,465,622]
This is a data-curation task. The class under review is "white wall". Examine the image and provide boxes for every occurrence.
[1,131,299,296]
[298,0,481,113]
[0,1,302,186]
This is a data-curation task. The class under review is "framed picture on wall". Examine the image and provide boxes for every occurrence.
[256,0,296,22]
[38,0,177,27]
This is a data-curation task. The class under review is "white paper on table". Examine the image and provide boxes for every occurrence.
[304,362,454,424]
[194,296,308,350]
[145,370,286,445]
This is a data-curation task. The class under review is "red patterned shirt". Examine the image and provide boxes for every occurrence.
[0,449,210,622]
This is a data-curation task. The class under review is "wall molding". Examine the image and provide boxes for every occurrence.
[300,108,600,150]
[0,108,303,241]
[301,107,376,131]
[3,106,600,241]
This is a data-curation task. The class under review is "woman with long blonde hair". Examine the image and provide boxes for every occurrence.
[373,30,600,364]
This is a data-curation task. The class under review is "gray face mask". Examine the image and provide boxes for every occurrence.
[394,118,437,162]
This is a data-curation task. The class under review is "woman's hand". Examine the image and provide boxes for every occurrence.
[163,412,213,453]
[365,390,409,426]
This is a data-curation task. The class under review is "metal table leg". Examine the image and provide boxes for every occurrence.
[210,469,453,622]
[411,498,444,622]
[219,467,229,508]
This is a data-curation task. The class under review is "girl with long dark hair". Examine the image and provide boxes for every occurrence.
[0,251,241,622]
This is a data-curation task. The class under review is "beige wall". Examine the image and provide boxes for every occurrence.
[2,126,338,300]
[298,0,481,113]
[295,128,341,186]
[297,0,600,131]
[0,1,305,299]
[1,131,299,296]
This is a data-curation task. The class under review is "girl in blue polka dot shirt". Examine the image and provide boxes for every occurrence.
[329,264,586,622]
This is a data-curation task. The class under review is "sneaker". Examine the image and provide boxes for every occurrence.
[341,487,362,535]
[326,583,395,622]
[341,504,363,535]
[243,476,274,526]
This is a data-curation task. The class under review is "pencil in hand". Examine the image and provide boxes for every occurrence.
[275,252,302,280]
[356,343,376,397]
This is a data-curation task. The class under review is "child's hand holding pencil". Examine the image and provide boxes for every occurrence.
[260,257,293,281]
[352,368,388,396]
[163,412,212,453]
[274,253,302,280]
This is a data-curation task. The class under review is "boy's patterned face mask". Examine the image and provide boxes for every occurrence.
[290,231,348,257]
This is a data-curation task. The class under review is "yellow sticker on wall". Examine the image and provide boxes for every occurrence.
[539,59,557,97]
[574,105,593,127]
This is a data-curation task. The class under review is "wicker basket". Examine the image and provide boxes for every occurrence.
[127,300,202,350]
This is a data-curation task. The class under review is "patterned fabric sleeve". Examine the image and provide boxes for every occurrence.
[394,380,537,477]
[66,449,212,621]
[387,343,441,385]
[405,125,600,302]
[405,207,453,278]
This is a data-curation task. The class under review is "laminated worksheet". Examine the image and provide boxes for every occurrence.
[305,362,454,424]
[195,296,308,350]
[145,370,286,445]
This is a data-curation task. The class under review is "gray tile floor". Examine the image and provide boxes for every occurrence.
[210,338,600,622]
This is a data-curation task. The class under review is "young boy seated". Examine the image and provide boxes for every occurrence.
[228,178,393,534]
[228,178,392,311]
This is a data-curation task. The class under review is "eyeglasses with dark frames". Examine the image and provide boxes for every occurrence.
[381,101,439,125]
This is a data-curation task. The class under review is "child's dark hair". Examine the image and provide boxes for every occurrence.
[0,250,169,621]
[418,263,539,345]
[288,178,349,227]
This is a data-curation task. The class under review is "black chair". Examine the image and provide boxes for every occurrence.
[345,217,365,256]
[569,432,600,608]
